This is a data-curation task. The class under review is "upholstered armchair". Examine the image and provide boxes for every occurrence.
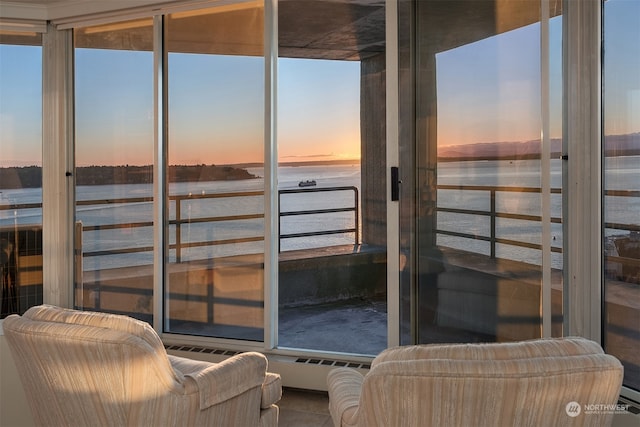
[328,337,624,427]
[3,305,281,427]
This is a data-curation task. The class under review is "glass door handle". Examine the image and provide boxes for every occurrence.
[391,166,401,201]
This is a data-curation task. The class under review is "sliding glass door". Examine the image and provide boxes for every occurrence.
[400,0,563,344]
[73,4,266,341]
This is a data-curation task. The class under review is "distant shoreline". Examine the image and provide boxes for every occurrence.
[2,150,638,189]
[0,164,258,190]
[437,149,640,163]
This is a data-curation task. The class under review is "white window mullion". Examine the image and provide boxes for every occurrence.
[264,0,278,350]
[562,0,602,342]
[42,23,74,309]
[153,14,168,334]
[540,0,552,338]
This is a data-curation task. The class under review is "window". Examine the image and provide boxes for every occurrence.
[0,31,43,318]
[74,19,155,321]
[277,0,387,354]
[72,3,267,340]
[603,0,640,393]
[165,4,265,340]
[2,0,631,398]
[71,0,390,354]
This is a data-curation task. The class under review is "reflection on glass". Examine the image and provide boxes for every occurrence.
[165,4,265,340]
[603,0,640,392]
[277,0,387,355]
[0,35,43,318]
[408,0,563,344]
[74,19,155,322]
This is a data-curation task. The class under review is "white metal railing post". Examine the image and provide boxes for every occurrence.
[490,189,496,258]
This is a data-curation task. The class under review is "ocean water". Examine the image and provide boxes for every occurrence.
[1,158,638,271]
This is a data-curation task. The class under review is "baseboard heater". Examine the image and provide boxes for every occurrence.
[165,344,371,370]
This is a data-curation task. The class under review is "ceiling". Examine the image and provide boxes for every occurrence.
[1,0,386,60]
[1,0,554,61]
[0,0,176,20]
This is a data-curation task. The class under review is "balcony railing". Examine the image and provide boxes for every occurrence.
[1,185,637,273]
[436,184,563,259]
[71,186,359,262]
[435,185,640,280]
[278,186,359,252]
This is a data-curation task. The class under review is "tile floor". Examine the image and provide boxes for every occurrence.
[278,387,332,427]
[277,387,640,427]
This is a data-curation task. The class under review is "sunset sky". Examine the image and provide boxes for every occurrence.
[436,16,563,148]
[0,0,638,167]
[74,51,360,166]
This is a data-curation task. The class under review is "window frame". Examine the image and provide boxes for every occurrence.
[1,0,638,402]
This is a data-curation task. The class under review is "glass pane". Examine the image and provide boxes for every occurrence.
[277,1,387,354]
[0,34,43,318]
[165,4,265,340]
[74,19,155,322]
[402,0,563,344]
[603,0,640,392]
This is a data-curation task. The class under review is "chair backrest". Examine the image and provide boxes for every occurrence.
[3,305,183,426]
[357,338,624,427]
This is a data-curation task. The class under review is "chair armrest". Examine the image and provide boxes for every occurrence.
[327,368,364,427]
[261,372,282,409]
[183,351,267,410]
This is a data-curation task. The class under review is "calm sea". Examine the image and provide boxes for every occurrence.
[1,157,638,271]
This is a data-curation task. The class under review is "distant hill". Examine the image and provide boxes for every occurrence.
[229,159,360,169]
[604,132,640,156]
[438,138,562,161]
[438,132,640,161]
[0,164,257,190]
